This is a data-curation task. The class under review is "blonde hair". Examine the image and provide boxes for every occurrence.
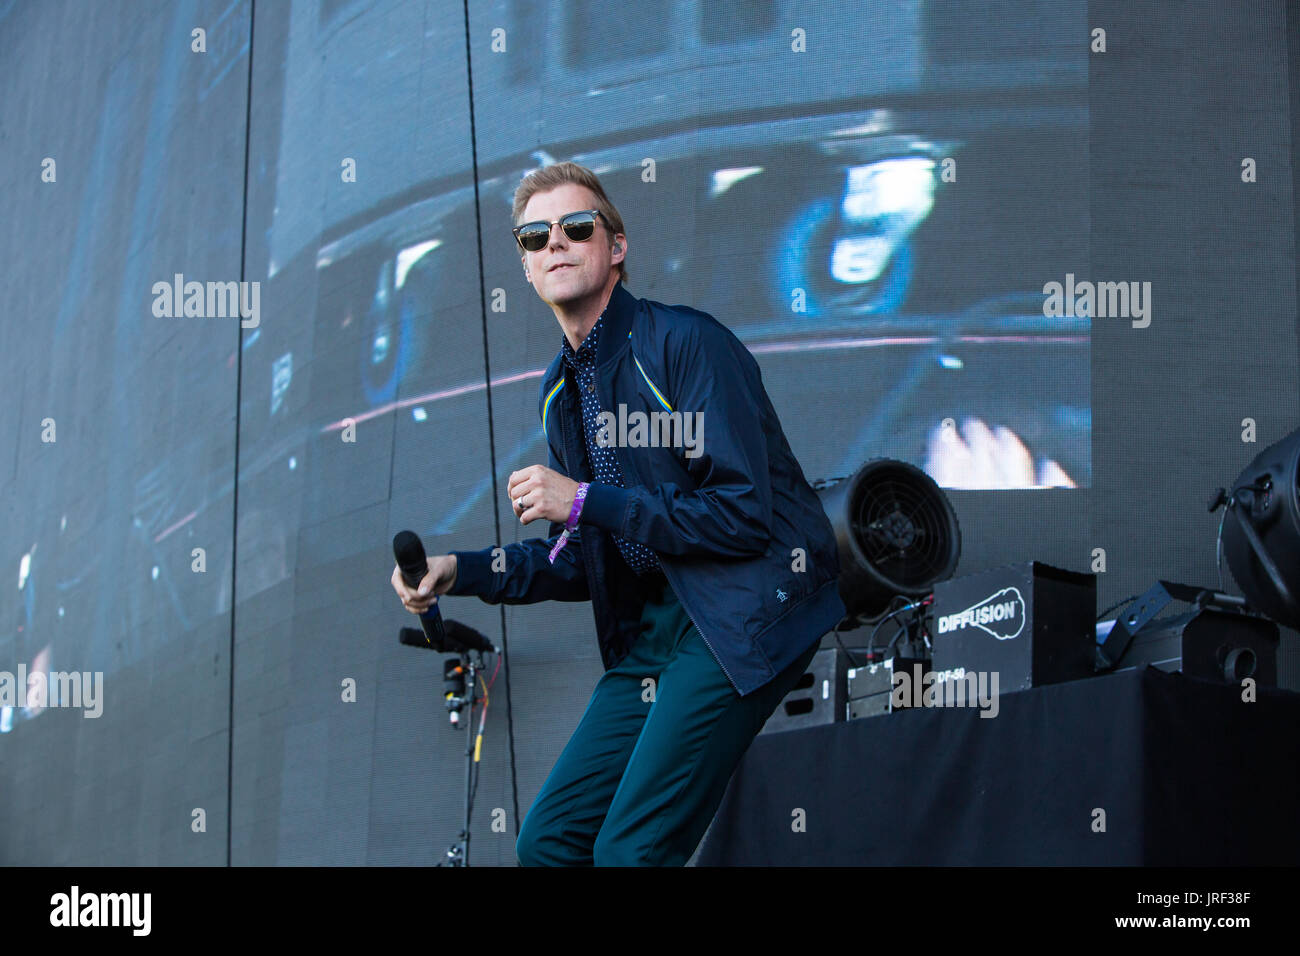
[511,161,627,284]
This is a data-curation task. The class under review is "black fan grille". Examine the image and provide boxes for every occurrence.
[853,472,951,586]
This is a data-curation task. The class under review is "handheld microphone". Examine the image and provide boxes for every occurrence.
[393,530,447,649]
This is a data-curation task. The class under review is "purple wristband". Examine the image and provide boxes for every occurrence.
[547,482,590,564]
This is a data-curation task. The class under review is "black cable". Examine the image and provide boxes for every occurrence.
[1216,506,1230,594]
[886,617,912,651]
[867,595,916,660]
[1214,480,1267,594]
[832,628,862,668]
[460,0,521,848]
[226,0,256,869]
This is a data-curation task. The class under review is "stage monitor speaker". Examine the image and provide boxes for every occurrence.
[760,646,856,735]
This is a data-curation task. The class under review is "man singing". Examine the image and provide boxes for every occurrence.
[391,161,845,866]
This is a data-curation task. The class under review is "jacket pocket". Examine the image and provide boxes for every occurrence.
[741,539,815,636]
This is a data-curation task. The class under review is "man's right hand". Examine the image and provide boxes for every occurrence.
[391,554,458,615]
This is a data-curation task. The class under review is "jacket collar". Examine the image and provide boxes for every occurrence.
[553,282,636,373]
[542,281,637,434]
[593,280,636,367]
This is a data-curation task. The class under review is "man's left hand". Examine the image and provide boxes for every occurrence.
[507,465,581,525]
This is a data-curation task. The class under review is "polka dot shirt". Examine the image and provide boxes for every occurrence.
[560,313,663,578]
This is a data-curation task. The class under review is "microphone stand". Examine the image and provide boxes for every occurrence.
[397,607,497,867]
[440,650,481,867]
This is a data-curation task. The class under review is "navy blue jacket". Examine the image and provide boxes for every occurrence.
[448,281,845,696]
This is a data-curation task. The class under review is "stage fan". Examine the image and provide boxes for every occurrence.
[814,458,961,622]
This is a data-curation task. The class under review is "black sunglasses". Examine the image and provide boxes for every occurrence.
[513,209,608,253]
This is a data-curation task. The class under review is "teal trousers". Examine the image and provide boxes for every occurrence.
[516,576,821,866]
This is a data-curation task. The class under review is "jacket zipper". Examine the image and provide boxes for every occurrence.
[599,347,744,696]
[559,374,602,606]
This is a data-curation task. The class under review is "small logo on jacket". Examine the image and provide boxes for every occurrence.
[776,588,788,603]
